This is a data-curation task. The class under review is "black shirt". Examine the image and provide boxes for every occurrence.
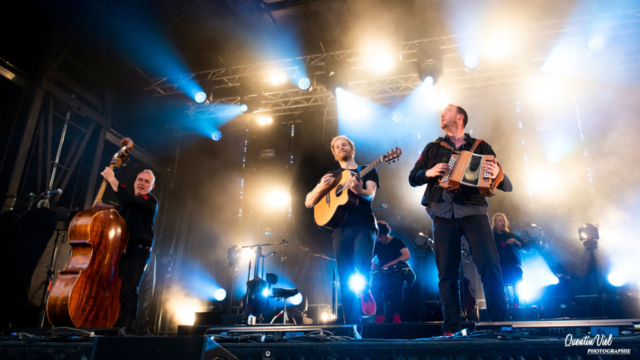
[374,237,407,266]
[493,231,529,268]
[325,166,380,228]
[115,184,158,247]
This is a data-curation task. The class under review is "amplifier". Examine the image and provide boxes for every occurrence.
[204,324,359,341]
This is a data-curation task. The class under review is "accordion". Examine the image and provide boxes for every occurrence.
[438,140,504,197]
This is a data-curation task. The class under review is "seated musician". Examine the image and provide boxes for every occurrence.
[491,213,531,308]
[371,221,414,323]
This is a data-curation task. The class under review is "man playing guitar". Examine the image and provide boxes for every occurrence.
[305,135,378,330]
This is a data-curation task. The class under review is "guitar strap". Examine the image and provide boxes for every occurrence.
[438,138,484,154]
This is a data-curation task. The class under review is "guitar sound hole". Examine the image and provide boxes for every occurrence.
[335,184,344,197]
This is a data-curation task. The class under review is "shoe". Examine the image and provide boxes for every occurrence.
[443,332,454,337]
[374,314,386,323]
[361,290,376,316]
[392,314,401,323]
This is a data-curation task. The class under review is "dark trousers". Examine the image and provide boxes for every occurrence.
[502,264,524,305]
[433,215,507,333]
[116,244,151,332]
[332,224,376,327]
[371,272,404,317]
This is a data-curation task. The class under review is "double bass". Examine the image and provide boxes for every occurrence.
[46,137,133,327]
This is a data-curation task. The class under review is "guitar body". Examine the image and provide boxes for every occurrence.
[314,169,359,229]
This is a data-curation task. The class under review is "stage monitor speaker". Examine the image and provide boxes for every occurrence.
[92,335,238,360]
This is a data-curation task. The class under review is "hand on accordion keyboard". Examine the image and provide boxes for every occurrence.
[426,163,451,179]
[483,158,499,179]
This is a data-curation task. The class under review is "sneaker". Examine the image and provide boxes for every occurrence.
[392,314,401,323]
[443,332,454,337]
[374,314,386,323]
[360,290,376,315]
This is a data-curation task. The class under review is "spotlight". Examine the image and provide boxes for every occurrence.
[297,77,311,90]
[464,54,479,69]
[368,52,395,73]
[214,288,227,301]
[288,292,303,306]
[195,91,207,104]
[546,151,560,163]
[578,223,599,241]
[484,33,511,59]
[269,72,287,85]
[416,42,443,85]
[549,276,559,285]
[320,311,336,323]
[211,130,222,141]
[262,288,271,297]
[588,36,605,54]
[257,116,273,126]
[348,273,367,294]
[607,272,626,287]
[263,189,290,210]
[515,281,535,303]
[241,247,254,261]
[240,104,249,112]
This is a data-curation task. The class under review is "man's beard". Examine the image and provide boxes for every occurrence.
[336,152,353,162]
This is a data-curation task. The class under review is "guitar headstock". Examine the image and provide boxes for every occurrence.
[110,137,134,168]
[383,147,402,164]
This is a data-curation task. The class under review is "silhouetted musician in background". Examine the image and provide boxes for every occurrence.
[492,213,531,308]
[409,104,512,336]
[101,167,158,335]
[371,221,414,323]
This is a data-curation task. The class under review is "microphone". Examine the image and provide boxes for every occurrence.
[46,189,63,195]
[380,203,389,209]
[264,251,276,257]
[282,239,289,246]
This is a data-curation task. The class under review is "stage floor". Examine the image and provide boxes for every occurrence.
[2,319,639,359]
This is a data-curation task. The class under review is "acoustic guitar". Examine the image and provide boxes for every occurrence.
[314,148,402,229]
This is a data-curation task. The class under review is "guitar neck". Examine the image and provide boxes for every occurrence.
[92,164,115,207]
[358,156,383,179]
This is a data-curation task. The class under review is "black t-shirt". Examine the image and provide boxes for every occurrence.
[374,237,407,266]
[324,166,380,228]
[493,231,523,268]
[114,184,158,247]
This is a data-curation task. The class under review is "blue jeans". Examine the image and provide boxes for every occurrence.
[116,243,151,332]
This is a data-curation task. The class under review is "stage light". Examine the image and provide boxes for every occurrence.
[423,76,434,86]
[257,116,273,126]
[262,288,271,297]
[368,53,395,73]
[195,91,207,103]
[269,72,287,85]
[288,293,303,306]
[241,247,254,261]
[578,223,599,241]
[416,42,443,85]
[211,131,222,141]
[321,312,330,322]
[174,302,198,325]
[298,77,311,90]
[348,273,367,294]
[214,288,227,301]
[515,281,535,303]
[464,55,479,69]
[263,189,290,210]
[240,104,249,112]
[607,272,626,287]
[392,111,403,123]
[484,33,511,59]
[546,151,560,163]
[588,35,605,53]
[549,276,559,285]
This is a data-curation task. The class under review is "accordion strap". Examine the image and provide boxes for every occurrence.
[438,138,484,154]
